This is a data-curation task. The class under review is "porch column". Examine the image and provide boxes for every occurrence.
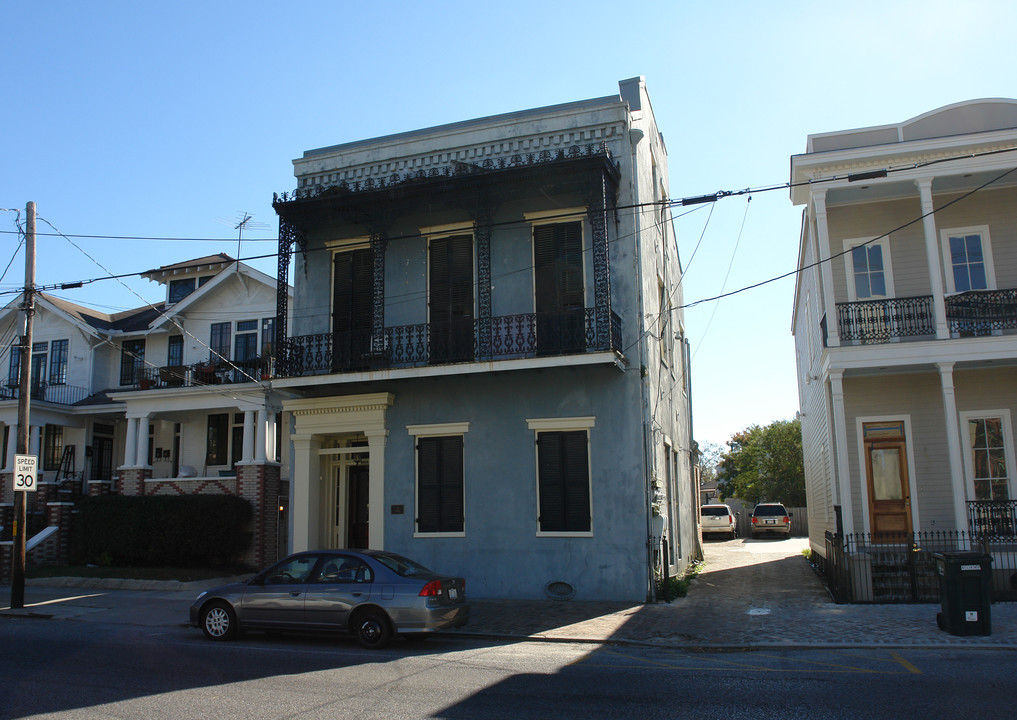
[266,412,277,462]
[4,425,15,472]
[917,178,950,339]
[813,191,840,347]
[366,429,388,549]
[124,417,138,467]
[242,410,255,463]
[829,371,855,532]
[29,425,41,460]
[255,409,268,463]
[290,434,321,552]
[937,362,970,532]
[136,414,150,468]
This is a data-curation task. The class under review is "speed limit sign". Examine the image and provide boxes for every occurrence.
[14,454,37,492]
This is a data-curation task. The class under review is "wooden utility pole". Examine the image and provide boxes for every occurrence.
[11,201,36,609]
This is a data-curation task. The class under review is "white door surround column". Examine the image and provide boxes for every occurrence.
[937,362,970,533]
[829,371,855,532]
[813,191,840,348]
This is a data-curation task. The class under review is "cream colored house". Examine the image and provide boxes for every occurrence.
[791,100,1017,566]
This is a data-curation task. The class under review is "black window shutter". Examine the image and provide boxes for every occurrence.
[538,430,590,532]
[417,436,464,533]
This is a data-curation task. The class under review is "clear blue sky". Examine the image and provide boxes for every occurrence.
[2,0,1014,449]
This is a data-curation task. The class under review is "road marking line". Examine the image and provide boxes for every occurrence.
[889,651,922,674]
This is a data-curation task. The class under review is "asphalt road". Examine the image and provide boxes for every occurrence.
[2,615,1016,719]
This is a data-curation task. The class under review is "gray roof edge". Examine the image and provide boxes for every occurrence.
[301,94,623,160]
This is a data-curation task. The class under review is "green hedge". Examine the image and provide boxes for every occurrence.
[74,494,253,567]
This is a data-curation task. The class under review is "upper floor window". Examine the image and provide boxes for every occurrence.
[843,237,894,303]
[168,278,196,304]
[941,227,995,293]
[48,339,68,386]
[167,335,184,366]
[261,318,276,359]
[120,339,145,385]
[210,322,231,362]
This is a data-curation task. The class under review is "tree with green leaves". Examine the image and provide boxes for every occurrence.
[717,417,805,507]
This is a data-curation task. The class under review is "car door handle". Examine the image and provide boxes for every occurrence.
[289,591,301,597]
[351,592,363,597]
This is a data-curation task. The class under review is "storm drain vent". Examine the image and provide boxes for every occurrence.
[545,581,576,601]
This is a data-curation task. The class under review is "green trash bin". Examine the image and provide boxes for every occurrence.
[932,551,992,636]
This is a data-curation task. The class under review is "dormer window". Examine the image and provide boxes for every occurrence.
[169,278,197,304]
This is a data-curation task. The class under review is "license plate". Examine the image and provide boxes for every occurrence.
[765,519,775,524]
[449,588,458,600]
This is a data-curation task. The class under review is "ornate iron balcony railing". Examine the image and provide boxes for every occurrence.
[0,382,90,405]
[836,295,935,343]
[967,499,1017,538]
[277,309,623,377]
[946,288,1017,336]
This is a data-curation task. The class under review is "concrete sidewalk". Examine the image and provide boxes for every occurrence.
[3,558,1016,650]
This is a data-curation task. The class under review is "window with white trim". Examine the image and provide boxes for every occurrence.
[528,417,595,535]
[408,423,468,535]
[941,226,995,293]
[844,238,893,301]
[961,411,1013,501]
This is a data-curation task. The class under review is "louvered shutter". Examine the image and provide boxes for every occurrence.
[417,436,464,533]
[538,430,590,532]
[417,437,441,533]
[533,222,585,354]
[429,235,474,362]
[332,249,374,369]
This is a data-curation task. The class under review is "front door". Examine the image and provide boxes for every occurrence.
[863,422,913,539]
[347,465,370,549]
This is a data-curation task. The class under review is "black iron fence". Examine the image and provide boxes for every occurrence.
[0,383,90,405]
[823,530,1017,604]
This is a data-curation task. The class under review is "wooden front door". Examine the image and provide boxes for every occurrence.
[347,465,370,549]
[864,430,913,540]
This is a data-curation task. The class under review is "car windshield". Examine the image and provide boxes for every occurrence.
[701,506,729,516]
[372,552,435,577]
[753,505,787,516]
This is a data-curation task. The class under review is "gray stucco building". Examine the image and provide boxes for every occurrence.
[272,77,695,601]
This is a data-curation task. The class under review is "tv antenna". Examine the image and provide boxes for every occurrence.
[215,211,271,260]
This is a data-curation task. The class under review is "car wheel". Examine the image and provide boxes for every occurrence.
[201,601,237,641]
[353,609,392,649]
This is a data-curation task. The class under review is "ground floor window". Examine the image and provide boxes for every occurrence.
[206,414,229,466]
[43,425,63,471]
[536,429,591,533]
[415,435,464,533]
[963,412,1012,501]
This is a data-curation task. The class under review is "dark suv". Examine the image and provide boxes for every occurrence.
[750,503,791,538]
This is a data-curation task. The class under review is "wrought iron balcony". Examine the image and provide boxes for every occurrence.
[835,295,936,344]
[835,288,1017,345]
[0,382,90,405]
[277,309,624,377]
[946,288,1017,336]
[130,357,274,390]
[967,499,1017,538]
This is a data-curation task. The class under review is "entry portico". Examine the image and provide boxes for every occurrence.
[285,392,393,552]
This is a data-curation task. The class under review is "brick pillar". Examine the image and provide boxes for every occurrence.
[0,472,11,504]
[118,467,151,496]
[88,480,113,497]
[236,462,282,569]
[45,502,75,566]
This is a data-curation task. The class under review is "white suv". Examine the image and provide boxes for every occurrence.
[700,504,737,538]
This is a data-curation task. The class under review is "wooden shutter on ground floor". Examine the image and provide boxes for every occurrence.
[417,435,465,533]
[537,430,591,532]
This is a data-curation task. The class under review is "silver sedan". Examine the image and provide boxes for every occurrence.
[189,550,469,649]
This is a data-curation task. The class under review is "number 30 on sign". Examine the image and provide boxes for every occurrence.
[14,454,38,492]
